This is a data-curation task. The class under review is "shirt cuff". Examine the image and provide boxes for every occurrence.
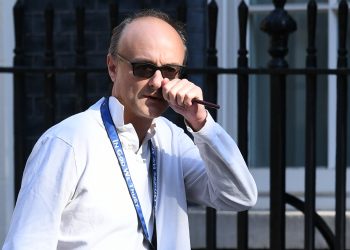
[185,111,218,142]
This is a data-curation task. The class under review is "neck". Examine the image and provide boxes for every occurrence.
[124,115,153,146]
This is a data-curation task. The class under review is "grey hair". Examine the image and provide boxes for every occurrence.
[108,9,187,62]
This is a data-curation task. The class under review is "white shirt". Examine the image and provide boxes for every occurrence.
[3,97,257,250]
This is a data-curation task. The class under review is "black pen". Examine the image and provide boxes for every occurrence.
[192,99,220,109]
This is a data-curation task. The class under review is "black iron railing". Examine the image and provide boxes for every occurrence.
[1,0,348,250]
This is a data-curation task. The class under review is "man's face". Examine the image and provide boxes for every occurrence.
[107,17,186,124]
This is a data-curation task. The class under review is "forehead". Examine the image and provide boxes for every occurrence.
[118,17,185,62]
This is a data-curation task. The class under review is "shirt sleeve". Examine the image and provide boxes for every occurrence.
[2,135,79,250]
[182,112,257,211]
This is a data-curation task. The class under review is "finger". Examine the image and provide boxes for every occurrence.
[168,79,191,105]
[176,81,203,107]
[162,78,181,102]
[176,84,196,107]
[161,78,170,86]
[171,80,196,107]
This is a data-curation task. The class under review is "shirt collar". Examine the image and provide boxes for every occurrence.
[108,96,156,151]
[108,96,125,128]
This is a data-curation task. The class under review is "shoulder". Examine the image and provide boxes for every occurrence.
[41,100,106,147]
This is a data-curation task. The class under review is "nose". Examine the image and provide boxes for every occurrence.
[148,69,163,90]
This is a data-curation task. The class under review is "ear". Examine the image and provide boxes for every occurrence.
[107,54,117,82]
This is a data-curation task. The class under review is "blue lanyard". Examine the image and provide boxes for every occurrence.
[100,98,157,247]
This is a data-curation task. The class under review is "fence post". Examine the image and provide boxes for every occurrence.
[206,1,218,250]
[75,1,87,112]
[44,2,56,128]
[260,0,296,249]
[237,1,249,250]
[206,0,218,120]
[304,1,317,249]
[13,0,25,197]
[335,1,348,250]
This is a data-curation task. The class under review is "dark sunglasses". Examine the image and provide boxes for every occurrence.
[116,53,185,80]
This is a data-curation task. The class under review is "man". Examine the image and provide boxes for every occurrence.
[3,9,257,250]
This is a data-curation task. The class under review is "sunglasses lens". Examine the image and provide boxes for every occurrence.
[133,63,157,78]
[160,66,180,79]
[132,62,183,79]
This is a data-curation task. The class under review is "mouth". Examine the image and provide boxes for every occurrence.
[145,94,165,102]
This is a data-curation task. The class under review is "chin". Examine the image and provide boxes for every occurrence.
[145,106,168,119]
[142,101,168,117]
[146,109,165,119]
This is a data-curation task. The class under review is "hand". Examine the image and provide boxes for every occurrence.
[161,78,207,131]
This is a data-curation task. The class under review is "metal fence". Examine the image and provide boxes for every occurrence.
[1,0,349,249]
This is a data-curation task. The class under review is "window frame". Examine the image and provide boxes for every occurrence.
[0,0,15,244]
